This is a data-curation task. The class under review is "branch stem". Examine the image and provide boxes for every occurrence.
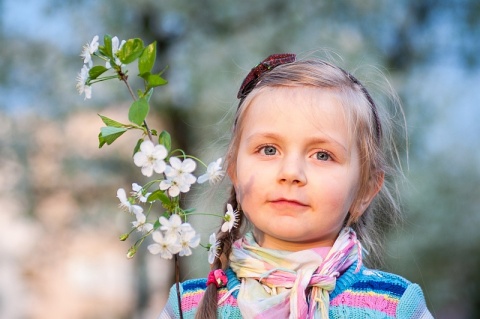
[175,254,184,319]
[120,73,154,142]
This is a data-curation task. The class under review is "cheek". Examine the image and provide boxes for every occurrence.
[322,171,360,212]
[234,170,256,204]
[343,174,362,213]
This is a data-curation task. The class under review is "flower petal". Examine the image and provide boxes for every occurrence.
[133,152,147,167]
[159,216,170,228]
[117,188,127,202]
[148,244,162,255]
[182,158,197,173]
[159,180,171,190]
[141,165,154,177]
[168,186,180,197]
[140,140,154,154]
[131,205,143,215]
[169,214,182,227]
[189,234,201,248]
[197,174,208,184]
[153,160,166,174]
[153,144,168,160]
[169,157,182,169]
[221,222,229,233]
[152,231,164,243]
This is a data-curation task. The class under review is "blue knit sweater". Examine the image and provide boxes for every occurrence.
[159,262,433,318]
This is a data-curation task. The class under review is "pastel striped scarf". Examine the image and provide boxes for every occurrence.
[230,227,362,319]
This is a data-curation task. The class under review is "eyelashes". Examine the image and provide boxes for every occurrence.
[257,144,333,161]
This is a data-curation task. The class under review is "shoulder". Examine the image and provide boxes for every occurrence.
[159,270,241,319]
[330,264,433,318]
[159,278,207,318]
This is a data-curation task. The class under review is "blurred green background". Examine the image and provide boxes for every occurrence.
[1,0,479,318]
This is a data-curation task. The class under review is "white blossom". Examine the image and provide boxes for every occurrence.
[165,157,197,181]
[197,158,224,185]
[106,36,126,69]
[117,188,143,215]
[221,204,238,233]
[131,183,151,203]
[178,229,201,257]
[80,35,99,67]
[180,222,195,234]
[132,211,153,233]
[76,65,92,100]
[147,231,181,259]
[160,157,197,197]
[160,176,191,197]
[133,140,168,177]
[159,214,183,241]
[208,233,220,265]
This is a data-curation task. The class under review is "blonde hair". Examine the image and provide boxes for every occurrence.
[195,58,404,319]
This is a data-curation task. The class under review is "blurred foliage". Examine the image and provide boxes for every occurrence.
[1,0,479,318]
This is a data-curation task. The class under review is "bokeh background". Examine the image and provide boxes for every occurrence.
[1,0,479,318]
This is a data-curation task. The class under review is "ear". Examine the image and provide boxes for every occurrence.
[355,171,384,216]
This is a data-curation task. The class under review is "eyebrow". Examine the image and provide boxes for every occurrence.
[245,132,348,152]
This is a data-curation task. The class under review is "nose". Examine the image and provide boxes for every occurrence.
[277,154,307,186]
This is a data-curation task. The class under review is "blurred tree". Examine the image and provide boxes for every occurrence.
[1,0,479,318]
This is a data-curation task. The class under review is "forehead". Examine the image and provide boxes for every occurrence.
[239,86,351,140]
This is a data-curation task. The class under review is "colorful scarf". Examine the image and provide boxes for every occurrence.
[230,227,362,319]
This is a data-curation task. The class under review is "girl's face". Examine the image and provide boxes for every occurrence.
[231,86,376,250]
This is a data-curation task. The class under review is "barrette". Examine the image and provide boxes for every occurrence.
[237,53,296,99]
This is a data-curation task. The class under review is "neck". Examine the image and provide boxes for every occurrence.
[252,229,336,251]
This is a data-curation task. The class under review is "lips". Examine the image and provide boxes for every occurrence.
[269,197,308,209]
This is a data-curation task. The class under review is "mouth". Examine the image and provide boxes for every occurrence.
[269,198,308,208]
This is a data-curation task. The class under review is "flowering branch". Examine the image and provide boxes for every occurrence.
[77,34,238,315]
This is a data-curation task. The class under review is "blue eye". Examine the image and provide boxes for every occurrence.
[316,151,330,161]
[261,145,277,155]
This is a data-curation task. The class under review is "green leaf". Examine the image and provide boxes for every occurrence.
[144,88,154,101]
[139,72,150,80]
[146,74,168,89]
[89,66,109,80]
[98,126,127,147]
[138,87,154,102]
[99,34,113,58]
[98,132,106,148]
[147,190,172,206]
[118,38,144,64]
[128,97,149,126]
[138,41,156,75]
[98,114,127,128]
[159,130,172,152]
[132,138,143,157]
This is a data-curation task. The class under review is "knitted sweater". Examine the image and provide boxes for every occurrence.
[159,263,433,318]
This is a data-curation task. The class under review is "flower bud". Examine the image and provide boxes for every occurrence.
[126,247,137,259]
[119,233,129,241]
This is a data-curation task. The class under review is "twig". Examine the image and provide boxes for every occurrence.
[120,72,154,142]
[175,254,184,319]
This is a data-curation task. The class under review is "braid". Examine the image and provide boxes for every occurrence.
[195,187,245,319]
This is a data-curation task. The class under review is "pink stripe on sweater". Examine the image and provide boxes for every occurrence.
[331,291,398,317]
[181,290,237,312]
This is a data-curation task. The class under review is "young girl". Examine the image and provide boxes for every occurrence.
[159,54,433,318]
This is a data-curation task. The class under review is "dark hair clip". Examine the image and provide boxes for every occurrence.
[346,72,382,140]
[237,53,296,99]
